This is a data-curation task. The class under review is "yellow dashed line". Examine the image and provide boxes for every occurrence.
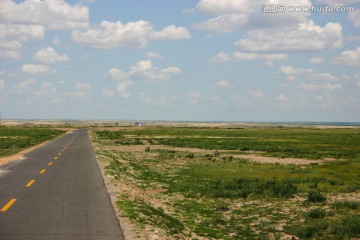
[58,153,62,156]
[1,199,17,212]
[39,169,46,174]
[54,156,58,160]
[48,162,53,166]
[25,180,36,187]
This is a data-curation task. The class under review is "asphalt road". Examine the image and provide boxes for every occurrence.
[0,129,124,240]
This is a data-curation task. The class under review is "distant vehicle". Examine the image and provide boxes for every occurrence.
[135,121,143,127]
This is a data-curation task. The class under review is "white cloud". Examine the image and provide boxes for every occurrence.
[348,9,360,27]
[315,0,360,6]
[21,64,56,74]
[316,73,337,81]
[11,78,36,94]
[147,52,165,59]
[280,65,338,82]
[332,47,360,66]
[233,52,287,61]
[107,60,181,83]
[33,47,69,64]
[185,91,202,104]
[107,67,129,81]
[194,0,311,32]
[106,60,181,98]
[52,37,61,45]
[276,94,288,102]
[287,76,296,82]
[150,25,191,40]
[196,0,252,16]
[0,24,45,59]
[0,80,5,92]
[102,88,115,98]
[0,0,89,30]
[33,82,56,97]
[235,21,343,52]
[214,80,230,88]
[116,81,132,98]
[280,65,313,75]
[74,82,91,91]
[248,89,266,98]
[193,14,248,32]
[299,83,342,91]
[72,20,152,49]
[263,61,274,67]
[210,52,231,62]
[309,57,323,64]
[72,21,190,49]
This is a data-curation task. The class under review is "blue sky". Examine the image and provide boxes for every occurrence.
[0,0,360,121]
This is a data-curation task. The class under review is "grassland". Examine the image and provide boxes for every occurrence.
[92,126,360,239]
[0,126,64,158]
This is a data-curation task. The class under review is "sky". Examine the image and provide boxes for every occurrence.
[0,0,360,122]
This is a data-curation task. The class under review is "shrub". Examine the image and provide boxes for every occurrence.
[307,190,326,203]
[308,208,326,218]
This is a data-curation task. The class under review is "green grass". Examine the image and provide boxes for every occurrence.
[93,126,360,239]
[0,126,64,157]
[96,127,360,160]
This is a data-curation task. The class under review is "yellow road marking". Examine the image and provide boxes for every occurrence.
[58,152,62,156]
[48,162,53,166]
[25,180,35,187]
[1,199,16,212]
[54,156,58,160]
[39,169,46,174]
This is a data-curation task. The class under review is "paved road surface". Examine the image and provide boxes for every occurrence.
[0,129,124,240]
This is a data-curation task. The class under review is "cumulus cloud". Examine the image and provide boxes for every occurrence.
[106,60,181,98]
[0,24,45,59]
[280,65,338,81]
[33,47,69,64]
[235,21,343,52]
[248,89,266,99]
[280,65,313,75]
[129,60,181,81]
[107,67,129,81]
[332,47,360,66]
[74,82,91,91]
[21,64,56,74]
[299,83,342,91]
[150,25,191,40]
[11,78,36,94]
[309,57,323,64]
[147,52,165,59]
[0,0,89,30]
[233,52,287,61]
[348,9,360,27]
[72,21,190,49]
[116,81,133,98]
[193,14,248,32]
[33,82,56,97]
[276,94,288,102]
[102,88,115,98]
[214,80,230,88]
[209,52,231,62]
[194,0,311,32]
[0,80,5,92]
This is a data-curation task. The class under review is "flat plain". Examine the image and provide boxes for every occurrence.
[92,125,360,240]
